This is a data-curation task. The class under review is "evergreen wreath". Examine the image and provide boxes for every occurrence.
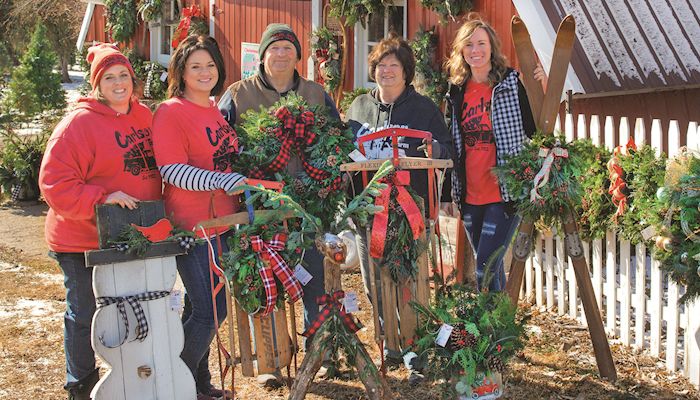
[339,87,370,115]
[233,93,356,231]
[105,0,138,44]
[612,144,667,244]
[412,284,527,398]
[310,27,342,95]
[493,133,585,229]
[572,140,615,241]
[328,0,392,28]
[420,0,473,25]
[409,27,448,108]
[220,212,306,315]
[652,151,700,303]
[363,171,429,282]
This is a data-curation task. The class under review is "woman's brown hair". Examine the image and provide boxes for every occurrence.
[444,13,508,87]
[367,35,415,85]
[167,35,226,98]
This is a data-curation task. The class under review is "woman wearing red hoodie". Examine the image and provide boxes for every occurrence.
[39,44,162,399]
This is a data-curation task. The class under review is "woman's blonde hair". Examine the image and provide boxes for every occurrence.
[444,14,508,87]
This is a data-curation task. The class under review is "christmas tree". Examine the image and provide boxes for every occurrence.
[5,22,66,117]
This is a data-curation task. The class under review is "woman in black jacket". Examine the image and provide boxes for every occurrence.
[444,16,537,292]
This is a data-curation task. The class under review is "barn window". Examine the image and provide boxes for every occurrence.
[354,1,407,89]
[149,0,180,66]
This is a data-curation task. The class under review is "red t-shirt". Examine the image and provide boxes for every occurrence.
[152,97,239,234]
[461,80,502,205]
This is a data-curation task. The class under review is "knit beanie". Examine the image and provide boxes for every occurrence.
[86,43,135,92]
[259,23,301,60]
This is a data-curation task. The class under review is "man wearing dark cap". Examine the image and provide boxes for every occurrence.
[218,22,339,387]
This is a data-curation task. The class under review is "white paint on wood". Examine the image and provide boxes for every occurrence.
[649,258,663,357]
[565,113,574,142]
[687,122,699,150]
[91,257,195,400]
[619,117,630,146]
[619,240,631,346]
[685,298,700,386]
[604,116,615,151]
[667,120,680,158]
[545,233,555,310]
[605,230,617,336]
[590,115,601,146]
[634,243,646,350]
[556,236,566,316]
[577,114,588,140]
[567,257,577,320]
[666,279,679,371]
[634,118,646,145]
[651,119,663,157]
[592,238,603,313]
[535,234,544,308]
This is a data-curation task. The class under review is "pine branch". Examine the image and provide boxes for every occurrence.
[333,160,394,232]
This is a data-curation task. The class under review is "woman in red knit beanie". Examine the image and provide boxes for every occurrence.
[39,43,162,399]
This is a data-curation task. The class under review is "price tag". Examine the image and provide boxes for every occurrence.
[435,323,453,347]
[169,289,183,312]
[343,291,359,313]
[348,149,368,162]
[294,264,313,286]
[641,225,657,241]
[159,72,168,82]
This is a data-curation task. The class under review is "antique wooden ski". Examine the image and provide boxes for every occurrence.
[539,15,576,133]
[511,15,544,122]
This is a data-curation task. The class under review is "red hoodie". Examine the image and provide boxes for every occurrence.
[40,98,162,253]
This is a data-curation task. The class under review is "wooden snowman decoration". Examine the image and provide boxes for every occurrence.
[85,201,195,399]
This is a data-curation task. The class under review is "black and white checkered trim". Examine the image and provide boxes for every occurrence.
[96,290,170,348]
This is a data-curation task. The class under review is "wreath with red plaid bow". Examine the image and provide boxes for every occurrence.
[234,93,355,230]
[310,27,342,94]
[220,218,306,315]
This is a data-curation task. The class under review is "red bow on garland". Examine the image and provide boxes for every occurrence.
[370,170,425,259]
[301,290,362,337]
[607,138,637,221]
[250,233,303,316]
[171,5,202,49]
[250,107,341,190]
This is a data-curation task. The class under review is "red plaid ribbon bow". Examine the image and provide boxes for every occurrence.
[251,233,303,316]
[370,170,425,259]
[171,5,202,49]
[301,290,362,337]
[607,138,637,221]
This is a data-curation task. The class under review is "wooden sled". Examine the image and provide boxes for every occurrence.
[341,128,453,365]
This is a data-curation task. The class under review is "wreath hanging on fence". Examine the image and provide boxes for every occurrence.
[652,151,700,303]
[311,27,342,95]
[494,133,585,229]
[574,140,615,241]
[420,0,473,24]
[610,143,667,244]
[233,93,356,230]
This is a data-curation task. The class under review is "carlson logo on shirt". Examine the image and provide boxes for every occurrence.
[115,128,158,176]
[207,122,239,172]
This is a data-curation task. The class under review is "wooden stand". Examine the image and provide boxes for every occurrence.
[289,233,392,400]
[506,15,617,381]
[86,202,193,400]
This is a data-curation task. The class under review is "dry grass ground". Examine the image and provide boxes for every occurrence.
[0,201,698,399]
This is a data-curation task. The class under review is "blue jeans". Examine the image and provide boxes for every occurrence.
[176,233,229,377]
[462,203,517,292]
[53,252,99,390]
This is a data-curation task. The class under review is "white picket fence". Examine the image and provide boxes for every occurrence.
[517,113,700,388]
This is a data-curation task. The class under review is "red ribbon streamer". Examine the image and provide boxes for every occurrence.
[370,170,425,259]
[250,233,303,316]
[171,5,202,49]
[301,290,362,337]
[607,138,637,221]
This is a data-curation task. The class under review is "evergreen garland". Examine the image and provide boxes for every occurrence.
[412,285,527,397]
[409,27,447,108]
[571,140,615,241]
[105,0,138,44]
[328,0,392,28]
[339,87,370,115]
[420,0,473,25]
[613,145,667,244]
[493,133,585,229]
[310,27,342,95]
[652,152,700,303]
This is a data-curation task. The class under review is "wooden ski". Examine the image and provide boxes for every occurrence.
[511,15,544,123]
[539,15,576,134]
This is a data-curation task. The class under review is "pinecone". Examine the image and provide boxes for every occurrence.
[293,179,305,193]
[486,354,506,373]
[446,323,476,351]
